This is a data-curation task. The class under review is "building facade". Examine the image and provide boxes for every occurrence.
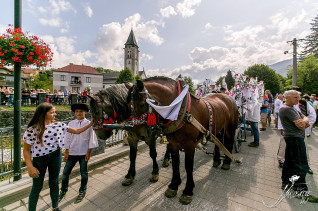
[53,63,103,93]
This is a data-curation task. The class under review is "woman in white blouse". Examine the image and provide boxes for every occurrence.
[23,102,93,211]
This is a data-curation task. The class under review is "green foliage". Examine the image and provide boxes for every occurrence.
[31,72,53,90]
[225,70,235,90]
[116,67,135,83]
[216,76,224,86]
[184,76,195,95]
[244,64,282,95]
[135,74,142,81]
[286,55,318,94]
[94,67,118,73]
[301,14,318,58]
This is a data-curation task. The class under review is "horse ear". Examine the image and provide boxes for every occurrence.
[125,82,133,89]
[136,80,144,91]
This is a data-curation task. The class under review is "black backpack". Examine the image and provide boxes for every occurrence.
[268,94,273,103]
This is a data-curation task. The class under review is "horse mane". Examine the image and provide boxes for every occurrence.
[143,76,175,83]
[95,84,131,120]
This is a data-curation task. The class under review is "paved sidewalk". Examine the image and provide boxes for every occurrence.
[1,125,318,211]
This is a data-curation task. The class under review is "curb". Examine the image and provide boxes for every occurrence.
[0,142,148,208]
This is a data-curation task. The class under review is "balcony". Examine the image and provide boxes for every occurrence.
[70,80,82,85]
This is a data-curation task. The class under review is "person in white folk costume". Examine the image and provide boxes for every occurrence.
[59,103,98,203]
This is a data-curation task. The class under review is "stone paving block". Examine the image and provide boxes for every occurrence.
[3,200,22,210]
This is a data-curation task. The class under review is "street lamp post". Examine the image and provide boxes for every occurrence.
[13,0,22,181]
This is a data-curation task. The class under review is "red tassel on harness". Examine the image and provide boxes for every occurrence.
[147,113,156,126]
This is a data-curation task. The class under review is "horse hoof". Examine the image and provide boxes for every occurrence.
[165,188,178,198]
[122,177,134,186]
[212,161,221,168]
[162,159,170,168]
[179,194,192,205]
[149,174,159,183]
[221,163,231,170]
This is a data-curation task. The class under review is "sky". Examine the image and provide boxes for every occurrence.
[1,0,318,84]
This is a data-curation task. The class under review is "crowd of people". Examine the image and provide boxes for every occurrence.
[245,88,318,203]
[0,87,90,106]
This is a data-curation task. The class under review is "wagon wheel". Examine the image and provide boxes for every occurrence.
[234,127,244,153]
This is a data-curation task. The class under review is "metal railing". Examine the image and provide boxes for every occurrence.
[0,125,125,181]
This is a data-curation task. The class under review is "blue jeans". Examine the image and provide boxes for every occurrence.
[282,137,309,191]
[29,149,61,211]
[61,155,88,192]
[249,121,259,145]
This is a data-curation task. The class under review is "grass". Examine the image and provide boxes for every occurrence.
[0,104,72,111]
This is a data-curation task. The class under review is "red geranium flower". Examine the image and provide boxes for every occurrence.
[0,25,53,67]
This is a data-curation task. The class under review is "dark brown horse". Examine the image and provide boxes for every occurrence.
[127,76,239,204]
[89,84,169,186]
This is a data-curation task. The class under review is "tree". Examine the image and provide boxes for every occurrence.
[215,76,224,87]
[32,72,53,90]
[286,55,318,94]
[116,67,135,83]
[94,67,118,73]
[184,76,195,95]
[301,14,318,58]
[135,74,142,81]
[225,70,235,90]
[244,64,282,95]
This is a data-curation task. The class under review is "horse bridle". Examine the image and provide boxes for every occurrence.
[92,98,118,131]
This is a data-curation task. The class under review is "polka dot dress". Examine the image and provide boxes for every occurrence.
[23,122,69,157]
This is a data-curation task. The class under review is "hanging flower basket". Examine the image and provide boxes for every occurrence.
[0,25,53,68]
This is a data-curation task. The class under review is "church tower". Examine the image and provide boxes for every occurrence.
[124,28,139,76]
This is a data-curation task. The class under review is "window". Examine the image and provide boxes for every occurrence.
[86,77,91,83]
[71,76,81,84]
[60,75,66,81]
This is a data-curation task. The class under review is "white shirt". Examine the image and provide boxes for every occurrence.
[64,118,98,156]
[245,102,261,122]
[274,99,283,114]
[313,100,318,110]
[23,122,68,157]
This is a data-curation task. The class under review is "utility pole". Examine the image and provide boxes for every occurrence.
[287,38,298,87]
[13,0,22,181]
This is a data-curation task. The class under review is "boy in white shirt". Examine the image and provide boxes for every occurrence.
[59,104,98,203]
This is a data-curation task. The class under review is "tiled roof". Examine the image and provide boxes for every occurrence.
[54,63,102,75]
[22,68,37,74]
[125,29,138,47]
[103,72,120,79]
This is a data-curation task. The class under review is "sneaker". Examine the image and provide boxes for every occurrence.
[306,195,318,203]
[279,162,284,168]
[58,191,67,202]
[53,208,62,211]
[248,143,259,147]
[260,128,266,131]
[75,190,86,203]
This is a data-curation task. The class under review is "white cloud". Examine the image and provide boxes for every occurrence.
[94,13,164,70]
[40,35,55,44]
[39,18,62,27]
[268,10,307,39]
[49,0,76,15]
[84,3,93,18]
[140,53,153,62]
[56,36,76,54]
[224,25,264,46]
[160,6,177,18]
[204,23,213,30]
[176,0,202,18]
[38,6,47,13]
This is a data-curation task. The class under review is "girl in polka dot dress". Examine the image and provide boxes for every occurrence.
[23,103,93,211]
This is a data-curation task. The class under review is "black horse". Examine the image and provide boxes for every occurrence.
[89,84,169,186]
